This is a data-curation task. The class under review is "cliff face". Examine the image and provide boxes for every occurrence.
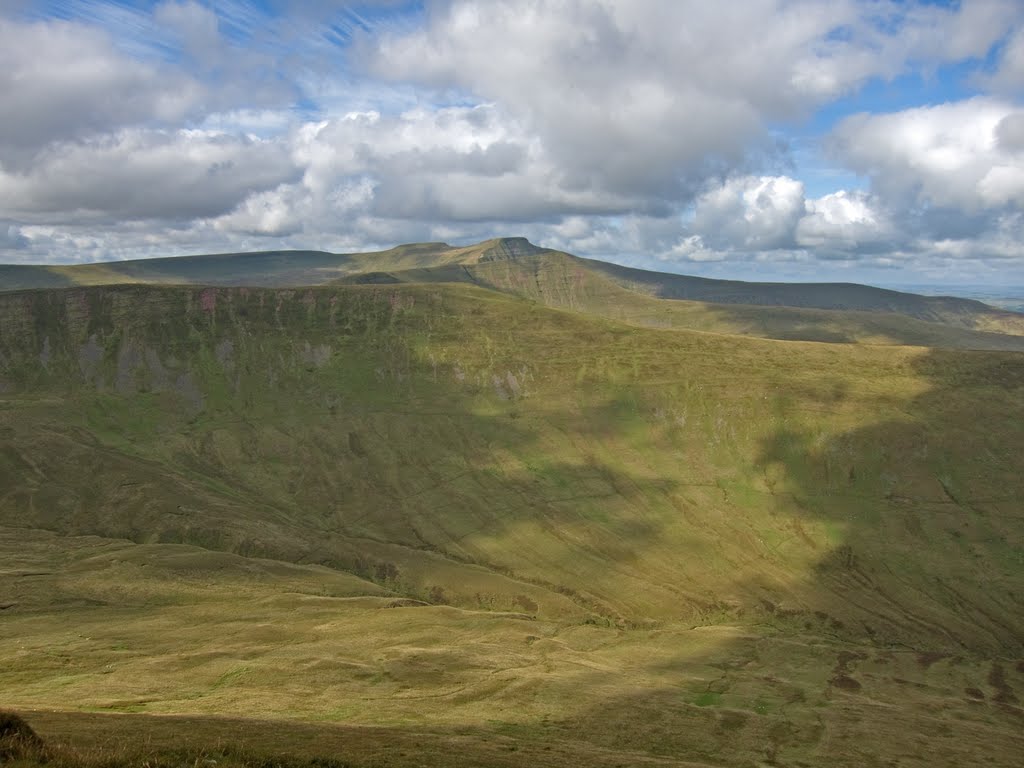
[7,237,1020,337]
[2,283,1024,653]
[3,278,1024,768]
[0,285,376,401]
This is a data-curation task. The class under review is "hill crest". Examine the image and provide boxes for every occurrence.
[2,237,1023,347]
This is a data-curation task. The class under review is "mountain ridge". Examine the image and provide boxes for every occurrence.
[335,248,1024,350]
[2,278,1023,766]
[2,235,1016,325]
[5,237,1024,353]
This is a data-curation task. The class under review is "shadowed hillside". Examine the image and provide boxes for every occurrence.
[2,282,1021,633]
[559,343,1024,766]
[339,250,1024,350]
[0,239,541,292]
[582,256,1020,326]
[1,281,1022,766]
[4,238,1022,350]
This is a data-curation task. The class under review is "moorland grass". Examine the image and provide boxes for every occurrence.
[0,281,1022,766]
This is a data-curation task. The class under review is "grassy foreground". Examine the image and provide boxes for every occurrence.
[4,541,1023,768]
[2,523,1023,767]
[1,281,1023,766]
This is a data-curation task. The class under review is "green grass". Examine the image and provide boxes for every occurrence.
[692,692,722,707]
[369,251,1024,349]
[3,529,1022,767]
[0,280,1022,766]
[5,237,1024,349]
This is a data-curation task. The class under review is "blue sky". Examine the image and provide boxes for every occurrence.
[2,0,1024,286]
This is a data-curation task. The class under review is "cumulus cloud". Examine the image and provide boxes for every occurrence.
[820,95,1024,274]
[367,0,1016,207]
[0,9,299,166]
[369,0,827,201]
[2,0,1024,281]
[797,190,894,253]
[213,178,376,237]
[982,24,1024,93]
[0,130,299,223]
[691,176,806,250]
[211,103,640,242]
[655,176,895,265]
[653,163,1021,277]
[0,18,203,160]
[830,98,1024,210]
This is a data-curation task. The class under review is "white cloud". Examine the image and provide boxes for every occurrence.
[797,190,893,252]
[692,176,806,250]
[211,103,638,241]
[817,97,1024,275]
[664,236,727,263]
[2,1,1024,282]
[830,98,1024,210]
[213,177,376,237]
[982,22,1024,93]
[369,0,841,201]
[0,17,203,160]
[0,129,299,223]
[367,0,1019,207]
[154,1,221,65]
[653,177,894,266]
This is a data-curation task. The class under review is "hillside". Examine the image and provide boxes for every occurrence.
[582,257,1023,330]
[2,281,1023,767]
[340,250,1024,350]
[4,238,1023,350]
[0,239,539,291]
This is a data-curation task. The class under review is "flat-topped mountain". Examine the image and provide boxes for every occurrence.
[0,237,545,291]
[3,238,1023,350]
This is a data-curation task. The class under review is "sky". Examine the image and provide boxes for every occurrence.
[2,0,1024,285]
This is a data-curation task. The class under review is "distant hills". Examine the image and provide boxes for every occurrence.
[4,237,1022,350]
[0,238,540,291]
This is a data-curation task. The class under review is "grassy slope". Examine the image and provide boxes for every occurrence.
[581,255,1024,334]
[1,282,1023,766]
[7,528,1022,768]
[0,240,527,292]
[4,237,1023,345]
[340,251,1024,350]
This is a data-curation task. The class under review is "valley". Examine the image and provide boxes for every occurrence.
[1,256,1022,766]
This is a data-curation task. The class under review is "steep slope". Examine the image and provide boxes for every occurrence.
[1,282,1022,643]
[2,282,1023,766]
[341,251,1024,350]
[4,237,1022,342]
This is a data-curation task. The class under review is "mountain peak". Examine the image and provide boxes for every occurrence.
[477,237,546,261]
